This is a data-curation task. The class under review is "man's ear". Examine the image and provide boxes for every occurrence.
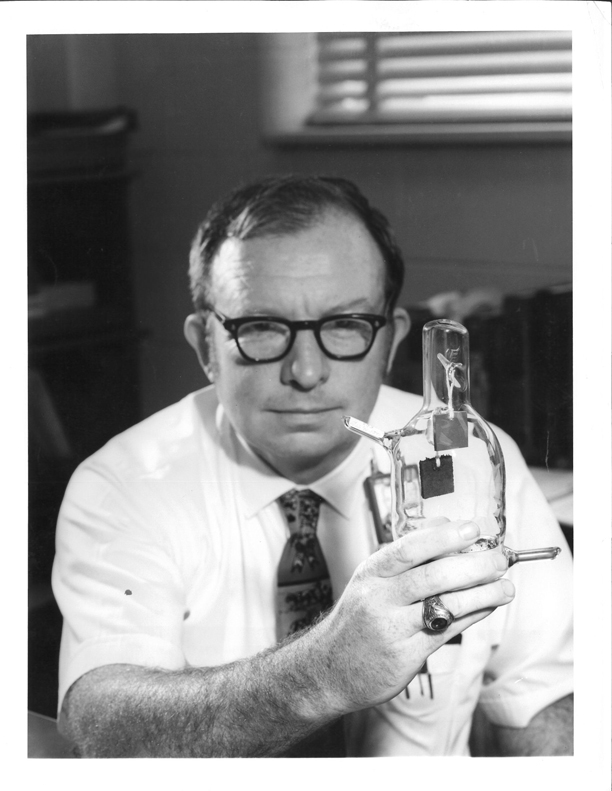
[386,307,411,375]
[184,313,214,381]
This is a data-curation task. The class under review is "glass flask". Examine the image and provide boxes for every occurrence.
[344,319,561,566]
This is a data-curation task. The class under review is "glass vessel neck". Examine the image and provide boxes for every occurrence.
[422,319,471,411]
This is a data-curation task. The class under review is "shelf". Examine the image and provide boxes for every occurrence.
[30,328,143,356]
[263,121,572,148]
[28,107,136,181]
[28,305,135,350]
[29,168,135,187]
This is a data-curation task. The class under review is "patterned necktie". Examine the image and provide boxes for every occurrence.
[276,489,346,758]
[276,489,333,641]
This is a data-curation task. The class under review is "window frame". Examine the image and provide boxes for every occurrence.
[258,32,572,146]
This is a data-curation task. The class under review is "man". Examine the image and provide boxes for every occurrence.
[52,175,573,757]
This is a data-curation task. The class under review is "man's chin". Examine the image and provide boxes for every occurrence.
[256,428,357,482]
[275,428,346,456]
[268,408,341,430]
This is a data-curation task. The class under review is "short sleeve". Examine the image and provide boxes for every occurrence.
[477,434,573,727]
[52,460,188,714]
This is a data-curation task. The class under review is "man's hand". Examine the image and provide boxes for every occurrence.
[306,518,514,715]
[61,519,514,757]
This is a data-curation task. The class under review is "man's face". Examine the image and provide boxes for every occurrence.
[189,210,408,483]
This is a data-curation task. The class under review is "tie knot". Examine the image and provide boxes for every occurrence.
[278,489,322,534]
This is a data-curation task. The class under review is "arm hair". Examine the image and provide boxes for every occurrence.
[60,632,343,758]
[490,694,574,756]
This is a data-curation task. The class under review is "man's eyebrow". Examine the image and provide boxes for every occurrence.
[237,298,382,317]
[325,298,381,313]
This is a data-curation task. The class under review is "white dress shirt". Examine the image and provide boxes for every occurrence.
[52,384,573,755]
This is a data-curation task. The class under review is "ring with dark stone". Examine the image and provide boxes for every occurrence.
[422,595,454,632]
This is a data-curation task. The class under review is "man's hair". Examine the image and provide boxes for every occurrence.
[188,174,405,312]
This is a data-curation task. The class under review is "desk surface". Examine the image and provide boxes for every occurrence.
[529,467,573,527]
[28,711,75,758]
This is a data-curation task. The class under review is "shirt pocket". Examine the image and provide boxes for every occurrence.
[405,640,463,704]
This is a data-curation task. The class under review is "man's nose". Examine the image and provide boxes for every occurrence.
[280,329,330,390]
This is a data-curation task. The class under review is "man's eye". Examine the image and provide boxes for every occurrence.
[240,321,287,338]
[331,320,359,330]
[325,319,371,334]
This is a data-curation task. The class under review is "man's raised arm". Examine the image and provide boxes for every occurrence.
[59,520,514,757]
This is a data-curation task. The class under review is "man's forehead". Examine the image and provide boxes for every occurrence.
[209,237,255,304]
[209,210,384,293]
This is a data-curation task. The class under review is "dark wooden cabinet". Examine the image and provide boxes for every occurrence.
[28,110,141,717]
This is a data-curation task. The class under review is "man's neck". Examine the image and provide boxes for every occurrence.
[253,441,360,486]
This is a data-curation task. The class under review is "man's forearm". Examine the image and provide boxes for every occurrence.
[493,694,574,756]
[59,523,515,757]
[61,634,341,758]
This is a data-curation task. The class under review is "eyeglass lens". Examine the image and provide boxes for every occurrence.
[237,317,376,360]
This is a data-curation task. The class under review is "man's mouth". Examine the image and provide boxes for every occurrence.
[268,407,339,414]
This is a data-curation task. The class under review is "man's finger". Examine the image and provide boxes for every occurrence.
[366,520,481,578]
[419,578,515,631]
[399,578,516,652]
[397,549,509,603]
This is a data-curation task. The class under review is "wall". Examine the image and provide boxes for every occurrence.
[28,34,572,418]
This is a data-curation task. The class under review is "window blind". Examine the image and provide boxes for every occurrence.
[308,31,572,132]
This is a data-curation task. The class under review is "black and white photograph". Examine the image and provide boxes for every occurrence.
[2,0,609,784]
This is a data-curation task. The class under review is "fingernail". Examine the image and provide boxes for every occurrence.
[459,521,480,540]
[494,553,508,571]
[501,578,515,597]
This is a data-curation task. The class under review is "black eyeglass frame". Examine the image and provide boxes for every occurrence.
[203,308,388,363]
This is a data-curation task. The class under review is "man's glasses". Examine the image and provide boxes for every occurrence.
[205,309,388,363]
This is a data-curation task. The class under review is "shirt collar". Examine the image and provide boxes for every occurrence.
[306,438,372,518]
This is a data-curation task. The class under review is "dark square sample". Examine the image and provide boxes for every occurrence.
[419,455,454,499]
